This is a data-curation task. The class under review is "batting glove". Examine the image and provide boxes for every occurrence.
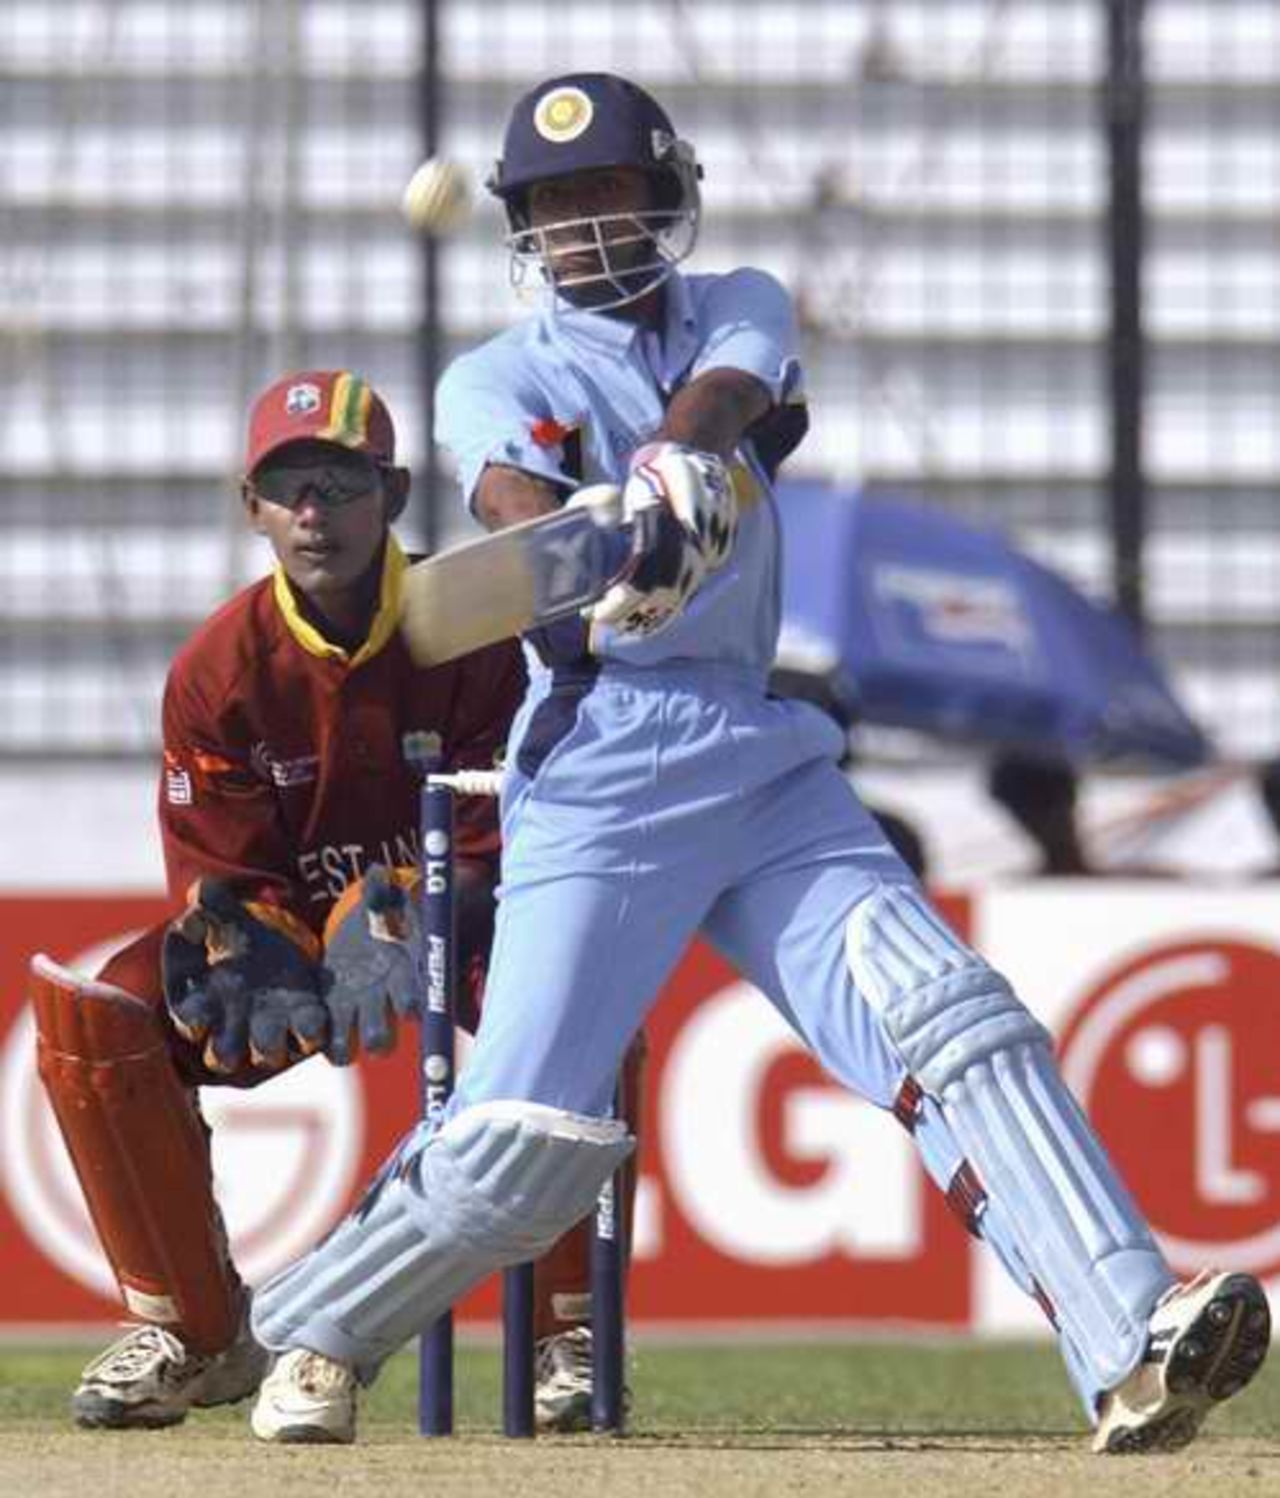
[162,880,327,1074]
[627,442,738,572]
[583,444,735,638]
[320,864,421,1066]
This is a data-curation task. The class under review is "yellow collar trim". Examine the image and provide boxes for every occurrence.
[272,536,407,667]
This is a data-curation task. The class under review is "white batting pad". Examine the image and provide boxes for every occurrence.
[847,885,1172,1398]
[251,1100,632,1381]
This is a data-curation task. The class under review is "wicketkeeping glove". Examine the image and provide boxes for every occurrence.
[162,880,327,1075]
[586,442,738,637]
[320,864,421,1066]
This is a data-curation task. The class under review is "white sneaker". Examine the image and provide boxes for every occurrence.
[1093,1269,1271,1454]
[72,1319,267,1430]
[250,1348,357,1444]
[535,1327,593,1433]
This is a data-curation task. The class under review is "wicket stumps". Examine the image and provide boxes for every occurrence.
[417,770,627,1437]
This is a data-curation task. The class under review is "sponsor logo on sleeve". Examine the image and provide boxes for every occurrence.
[164,760,193,806]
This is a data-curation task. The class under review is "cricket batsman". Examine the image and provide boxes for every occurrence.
[247,76,1271,1453]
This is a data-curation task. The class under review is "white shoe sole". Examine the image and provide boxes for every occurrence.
[72,1390,190,1430]
[253,1419,353,1445]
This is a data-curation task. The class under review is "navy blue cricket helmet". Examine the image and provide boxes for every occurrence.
[487,73,702,311]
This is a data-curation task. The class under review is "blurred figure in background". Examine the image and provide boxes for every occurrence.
[1254,757,1280,873]
[987,751,1091,876]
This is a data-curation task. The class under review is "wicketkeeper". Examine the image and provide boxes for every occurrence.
[29,369,641,1433]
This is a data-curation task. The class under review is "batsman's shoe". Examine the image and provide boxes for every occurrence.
[251,1348,357,1444]
[535,1326,594,1433]
[1093,1269,1271,1454]
[72,1318,267,1429]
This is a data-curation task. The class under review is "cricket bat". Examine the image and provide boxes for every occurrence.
[399,485,640,665]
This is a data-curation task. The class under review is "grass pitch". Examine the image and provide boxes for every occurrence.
[2,1338,1277,1498]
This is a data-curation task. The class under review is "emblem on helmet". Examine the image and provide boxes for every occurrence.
[533,86,594,144]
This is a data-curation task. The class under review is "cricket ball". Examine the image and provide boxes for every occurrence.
[401,157,472,237]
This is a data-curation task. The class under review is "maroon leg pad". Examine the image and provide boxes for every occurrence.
[31,951,243,1354]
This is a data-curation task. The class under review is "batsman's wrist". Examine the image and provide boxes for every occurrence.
[629,439,729,471]
[629,439,696,473]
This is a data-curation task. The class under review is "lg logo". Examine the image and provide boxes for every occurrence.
[1060,939,1280,1279]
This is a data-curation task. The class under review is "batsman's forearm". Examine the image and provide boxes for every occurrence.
[655,368,772,460]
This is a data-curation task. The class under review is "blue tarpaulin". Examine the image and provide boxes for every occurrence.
[774,482,1208,768]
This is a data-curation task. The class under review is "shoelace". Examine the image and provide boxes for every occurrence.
[537,1329,592,1381]
[89,1326,191,1382]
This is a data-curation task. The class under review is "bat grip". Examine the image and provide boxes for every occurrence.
[609,511,656,586]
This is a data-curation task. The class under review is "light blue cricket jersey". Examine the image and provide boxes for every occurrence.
[435,268,805,679]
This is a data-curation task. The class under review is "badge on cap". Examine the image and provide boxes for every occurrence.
[285,382,322,416]
[533,86,594,143]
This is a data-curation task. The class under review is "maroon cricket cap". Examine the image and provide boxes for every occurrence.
[245,370,396,473]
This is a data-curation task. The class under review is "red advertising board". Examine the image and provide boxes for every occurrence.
[4,885,1276,1334]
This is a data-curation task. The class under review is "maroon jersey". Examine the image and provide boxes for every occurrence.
[159,541,524,937]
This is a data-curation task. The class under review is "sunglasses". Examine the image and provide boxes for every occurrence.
[249,452,387,510]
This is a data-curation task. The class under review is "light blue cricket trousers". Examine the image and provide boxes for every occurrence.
[451,661,914,1120]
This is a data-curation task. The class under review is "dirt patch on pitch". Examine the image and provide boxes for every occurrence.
[6,1430,1280,1498]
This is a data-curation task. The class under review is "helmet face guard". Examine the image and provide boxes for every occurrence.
[488,74,703,312]
[505,147,700,311]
